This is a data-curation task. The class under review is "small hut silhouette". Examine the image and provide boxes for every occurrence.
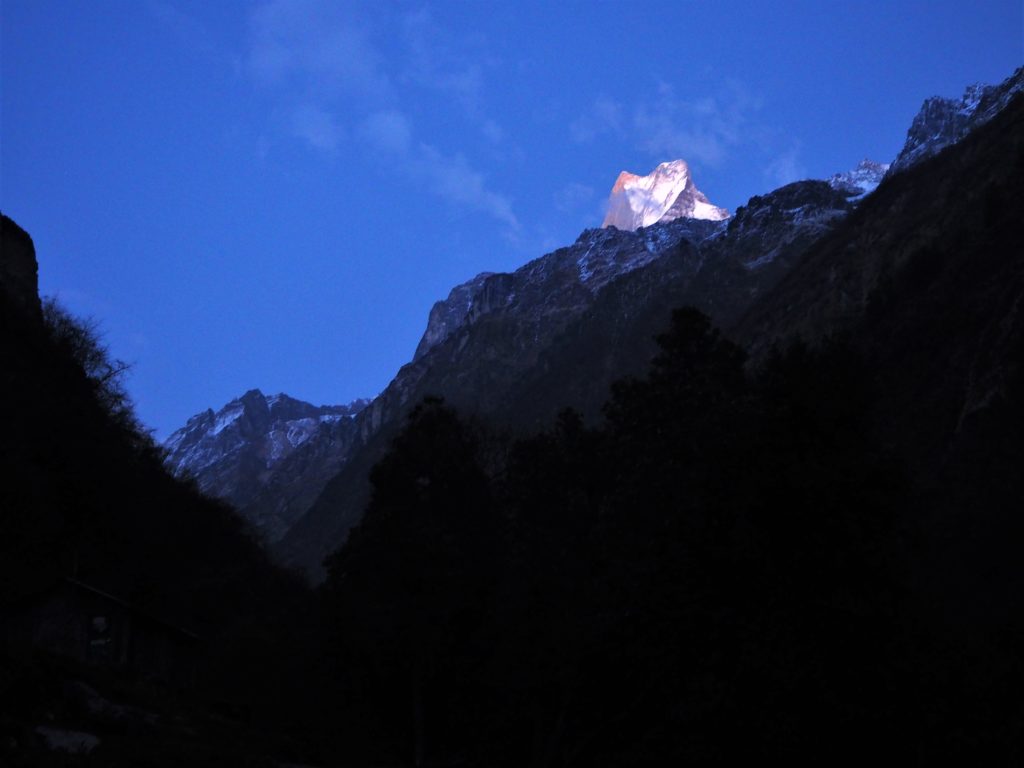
[4,577,199,687]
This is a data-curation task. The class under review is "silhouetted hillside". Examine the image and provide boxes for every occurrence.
[1,215,328,764]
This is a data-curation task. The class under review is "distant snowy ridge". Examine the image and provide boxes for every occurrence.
[602,160,730,231]
[163,389,369,542]
[164,389,363,476]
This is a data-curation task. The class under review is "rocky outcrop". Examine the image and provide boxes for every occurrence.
[1,213,42,320]
[414,272,496,361]
[889,66,1023,174]
[164,390,368,542]
[828,159,889,198]
[601,160,729,231]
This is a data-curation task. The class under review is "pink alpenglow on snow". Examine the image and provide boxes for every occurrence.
[602,159,730,231]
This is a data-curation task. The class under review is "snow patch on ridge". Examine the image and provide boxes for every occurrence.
[828,159,889,200]
[212,407,243,436]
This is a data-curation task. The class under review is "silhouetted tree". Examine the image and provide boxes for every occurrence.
[40,297,148,444]
[324,398,499,765]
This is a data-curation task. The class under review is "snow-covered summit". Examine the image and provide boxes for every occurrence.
[602,160,730,231]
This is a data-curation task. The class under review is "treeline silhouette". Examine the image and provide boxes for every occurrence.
[319,306,1021,766]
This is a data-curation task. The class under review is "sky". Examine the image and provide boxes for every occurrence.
[3,1,1022,439]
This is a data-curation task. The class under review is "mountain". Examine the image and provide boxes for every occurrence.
[278,176,858,578]
[316,90,1024,764]
[164,390,368,542]
[734,82,1024,481]
[171,68,1022,581]
[601,159,730,230]
[888,65,1023,174]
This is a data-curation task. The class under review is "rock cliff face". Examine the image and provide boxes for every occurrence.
[1,214,42,320]
[889,66,1023,174]
[601,160,729,231]
[164,390,368,542]
[414,271,495,361]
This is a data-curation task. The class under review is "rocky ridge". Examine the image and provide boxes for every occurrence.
[889,66,1023,174]
[172,69,1022,575]
[164,390,368,542]
[828,159,889,198]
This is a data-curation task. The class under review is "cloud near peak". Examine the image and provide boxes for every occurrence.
[570,80,763,170]
[245,0,519,232]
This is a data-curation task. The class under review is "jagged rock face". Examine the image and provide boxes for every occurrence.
[601,160,730,231]
[1,214,42,320]
[164,390,368,542]
[414,272,494,361]
[726,181,852,260]
[889,66,1023,174]
[828,159,890,198]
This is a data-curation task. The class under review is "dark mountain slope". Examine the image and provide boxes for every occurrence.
[1,221,271,621]
[1,215,326,764]
[734,91,1024,479]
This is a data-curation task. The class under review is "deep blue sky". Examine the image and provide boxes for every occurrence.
[3,1,1021,438]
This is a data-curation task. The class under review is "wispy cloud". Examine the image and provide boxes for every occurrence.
[763,143,806,188]
[291,103,346,152]
[400,9,486,117]
[246,0,389,99]
[358,110,412,154]
[416,145,519,230]
[145,0,217,57]
[481,119,504,145]
[571,80,763,169]
[244,0,519,231]
[398,6,512,153]
[570,96,624,143]
[553,182,595,214]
